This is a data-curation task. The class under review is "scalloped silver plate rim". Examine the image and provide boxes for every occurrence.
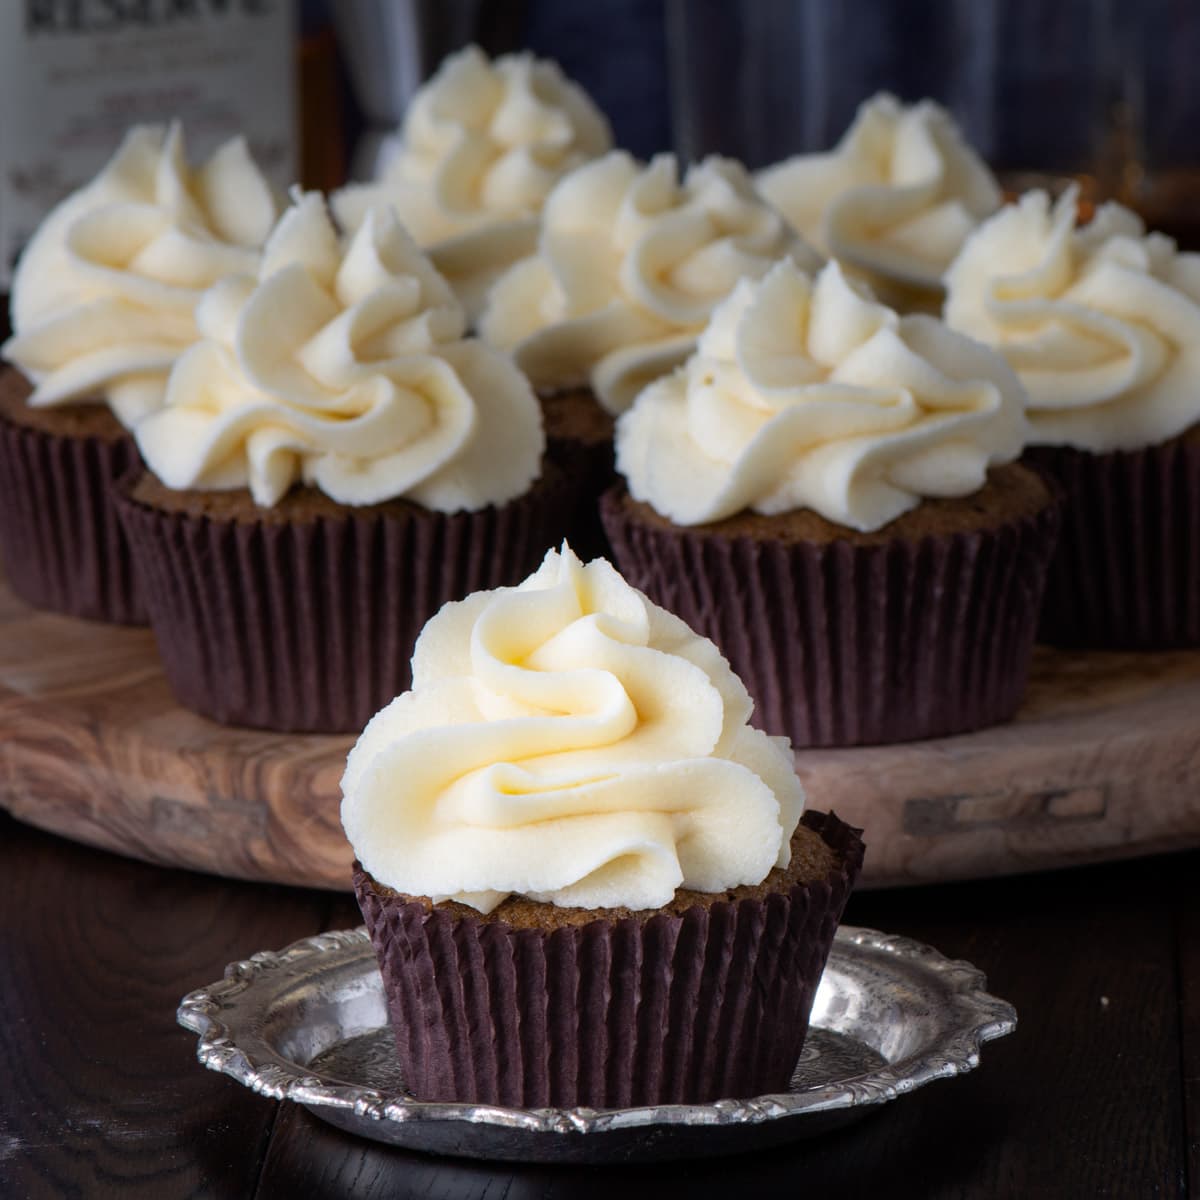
[177,924,1015,1136]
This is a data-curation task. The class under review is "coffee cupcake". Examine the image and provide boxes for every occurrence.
[479,150,820,553]
[332,44,612,323]
[0,124,277,622]
[114,192,568,733]
[757,94,1000,313]
[945,187,1200,648]
[604,259,1058,748]
[343,544,864,1108]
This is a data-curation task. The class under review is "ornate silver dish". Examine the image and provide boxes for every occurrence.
[177,925,1015,1164]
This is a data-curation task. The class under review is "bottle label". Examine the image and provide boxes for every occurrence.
[0,0,297,287]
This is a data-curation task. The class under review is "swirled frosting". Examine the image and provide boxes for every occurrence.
[341,545,805,913]
[757,94,1000,300]
[479,151,822,415]
[4,124,277,427]
[616,259,1026,532]
[332,45,612,320]
[944,186,1200,452]
[135,192,544,511]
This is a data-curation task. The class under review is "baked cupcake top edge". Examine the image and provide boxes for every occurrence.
[944,184,1200,453]
[340,544,805,913]
[331,44,613,322]
[134,191,545,512]
[478,150,823,416]
[615,257,1028,533]
[757,92,1001,298]
[3,122,278,428]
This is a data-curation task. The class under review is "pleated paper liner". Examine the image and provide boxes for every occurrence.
[112,464,577,734]
[354,809,864,1109]
[1025,436,1200,649]
[540,387,616,561]
[0,379,146,625]
[600,475,1060,749]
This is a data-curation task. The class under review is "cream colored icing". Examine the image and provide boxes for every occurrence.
[616,259,1027,532]
[4,124,277,427]
[944,186,1200,452]
[479,150,823,415]
[135,193,544,511]
[757,94,1000,299]
[332,45,612,321]
[340,545,805,913]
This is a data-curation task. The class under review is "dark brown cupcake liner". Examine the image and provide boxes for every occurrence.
[1025,440,1200,649]
[601,488,1060,748]
[0,404,146,624]
[112,466,578,734]
[354,808,864,1109]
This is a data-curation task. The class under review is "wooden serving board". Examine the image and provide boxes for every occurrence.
[2,574,1198,890]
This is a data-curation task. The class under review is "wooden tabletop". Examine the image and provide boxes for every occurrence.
[0,810,1195,1199]
[9,570,1200,896]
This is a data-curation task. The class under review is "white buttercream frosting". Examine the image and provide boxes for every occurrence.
[757,94,1000,298]
[4,124,277,427]
[616,259,1027,532]
[135,193,544,511]
[944,186,1200,452]
[332,45,612,320]
[479,150,823,415]
[341,545,805,913]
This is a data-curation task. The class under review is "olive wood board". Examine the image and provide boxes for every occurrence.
[1,574,1198,891]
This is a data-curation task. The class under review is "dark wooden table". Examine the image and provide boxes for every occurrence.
[0,810,1195,1200]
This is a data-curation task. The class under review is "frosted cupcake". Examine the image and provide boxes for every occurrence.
[480,150,820,552]
[482,150,821,422]
[343,544,864,1107]
[757,94,1000,313]
[0,124,277,622]
[114,193,569,733]
[945,187,1200,648]
[332,44,612,322]
[604,260,1059,747]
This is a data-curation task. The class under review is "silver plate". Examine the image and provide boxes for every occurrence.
[177,925,1015,1164]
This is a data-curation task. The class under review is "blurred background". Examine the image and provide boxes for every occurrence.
[2,0,1197,276]
[326,0,1199,243]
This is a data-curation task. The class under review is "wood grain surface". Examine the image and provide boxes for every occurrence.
[0,811,335,1200]
[2,573,1199,892]
[0,812,1191,1198]
[1176,867,1200,1194]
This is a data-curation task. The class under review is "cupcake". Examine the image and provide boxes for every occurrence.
[944,187,1200,648]
[479,150,821,552]
[113,192,569,733]
[342,544,864,1108]
[0,124,277,622]
[332,44,612,323]
[603,259,1059,748]
[757,93,1000,313]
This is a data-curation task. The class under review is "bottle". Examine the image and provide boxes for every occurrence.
[0,0,300,305]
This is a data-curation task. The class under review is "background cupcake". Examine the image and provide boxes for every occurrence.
[0,124,277,623]
[757,93,1000,314]
[479,149,820,551]
[115,193,568,733]
[945,186,1200,649]
[604,259,1058,747]
[343,545,863,1108]
[332,44,612,322]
